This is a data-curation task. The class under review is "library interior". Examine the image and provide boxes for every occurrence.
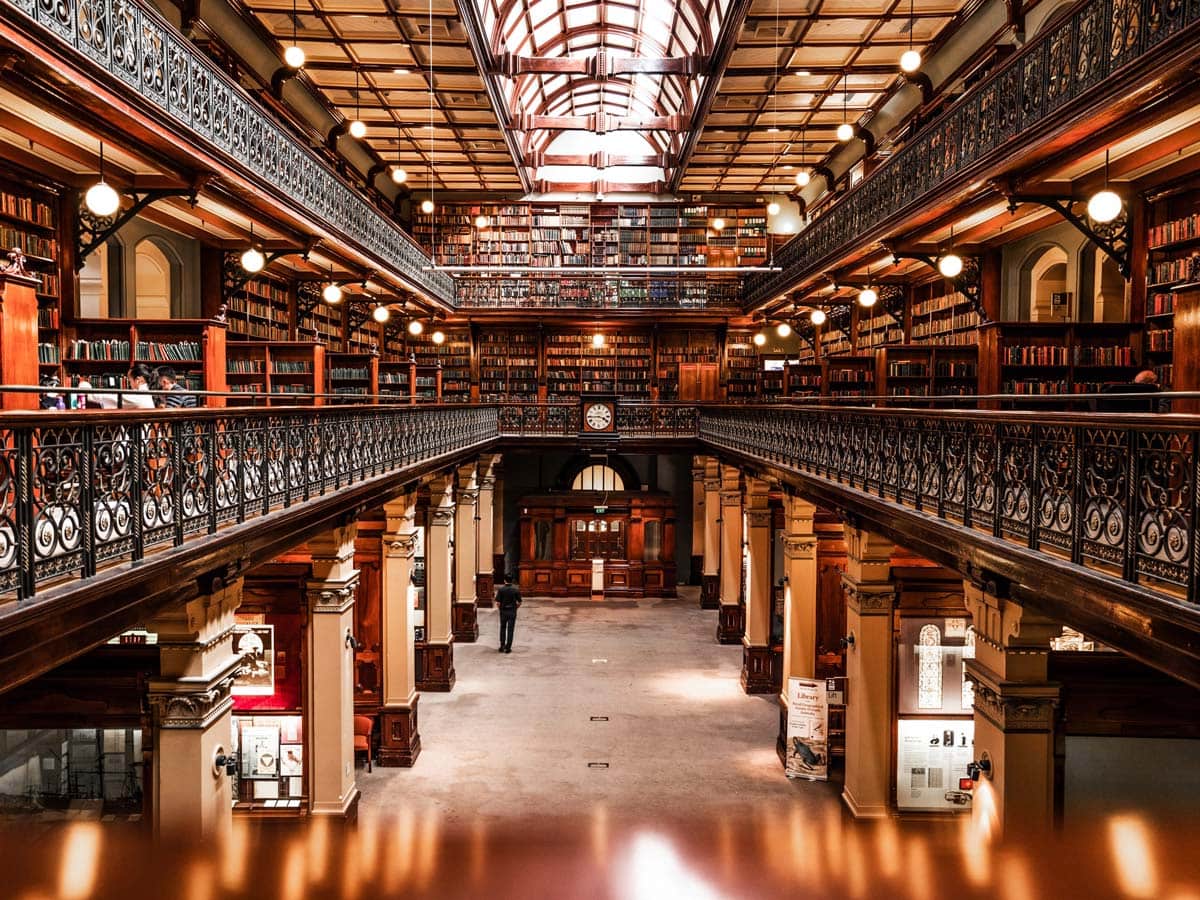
[1,0,1200,894]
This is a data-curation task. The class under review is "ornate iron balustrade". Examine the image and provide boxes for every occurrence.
[496,403,700,438]
[0,404,496,601]
[699,405,1200,603]
[2,0,453,304]
[744,0,1200,306]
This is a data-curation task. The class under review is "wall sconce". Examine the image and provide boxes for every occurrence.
[345,629,364,651]
[966,752,993,782]
[840,632,856,649]
[213,747,237,777]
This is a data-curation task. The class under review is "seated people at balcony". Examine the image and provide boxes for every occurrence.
[39,375,64,410]
[1095,369,1164,413]
[156,366,197,408]
[121,364,157,410]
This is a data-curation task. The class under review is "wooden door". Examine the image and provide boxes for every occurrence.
[678,363,719,401]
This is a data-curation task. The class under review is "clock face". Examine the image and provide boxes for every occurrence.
[585,402,613,431]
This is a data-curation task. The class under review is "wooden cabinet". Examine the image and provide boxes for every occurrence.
[678,362,719,400]
[0,270,40,409]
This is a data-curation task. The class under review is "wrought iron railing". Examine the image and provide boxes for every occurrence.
[744,0,1200,305]
[1,0,454,304]
[699,405,1200,603]
[1,403,496,600]
[496,402,700,438]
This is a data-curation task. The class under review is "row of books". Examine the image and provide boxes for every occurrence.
[0,227,56,258]
[1149,213,1200,248]
[329,367,370,380]
[66,338,130,360]
[0,190,55,227]
[135,340,201,361]
[38,342,59,364]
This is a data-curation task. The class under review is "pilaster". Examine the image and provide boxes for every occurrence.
[476,454,500,608]
[379,495,421,767]
[778,495,818,764]
[841,525,896,819]
[701,458,722,609]
[717,464,744,643]
[147,575,243,839]
[306,523,361,819]
[741,477,774,694]
[690,457,706,585]
[421,476,456,692]
[453,464,479,643]
[963,579,1061,836]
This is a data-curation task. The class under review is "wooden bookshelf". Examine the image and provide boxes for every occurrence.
[725,329,759,402]
[408,329,470,402]
[326,351,379,402]
[824,357,875,399]
[477,327,539,402]
[656,329,720,400]
[64,318,228,404]
[855,305,904,352]
[226,276,290,342]
[978,322,1142,397]
[1145,188,1200,389]
[786,362,824,398]
[875,345,978,399]
[909,282,981,347]
[297,298,344,351]
[545,330,652,400]
[378,357,416,402]
[226,341,325,405]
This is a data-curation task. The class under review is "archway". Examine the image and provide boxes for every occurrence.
[133,237,178,318]
[1021,244,1070,321]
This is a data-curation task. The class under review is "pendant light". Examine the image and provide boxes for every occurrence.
[937,226,964,278]
[810,308,827,326]
[391,124,408,183]
[591,332,605,349]
[1087,149,1123,223]
[899,0,921,73]
[857,265,878,307]
[795,122,811,187]
[373,304,390,323]
[753,332,767,347]
[407,318,424,336]
[322,265,342,303]
[284,0,305,68]
[348,69,367,139]
[431,329,446,345]
[240,223,266,274]
[776,321,792,338]
[84,141,121,217]
[837,74,854,142]
[422,0,436,216]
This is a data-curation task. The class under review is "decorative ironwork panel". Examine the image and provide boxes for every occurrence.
[969,421,998,531]
[1034,425,1074,555]
[1110,0,1145,67]
[1080,427,1130,572]
[1134,430,1193,590]
[76,0,108,65]
[31,425,84,583]
[93,423,134,562]
[0,429,19,594]
[37,0,73,41]
[998,423,1033,543]
[139,13,166,106]
[109,0,138,86]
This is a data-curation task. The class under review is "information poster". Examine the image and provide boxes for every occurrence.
[784,677,829,782]
[896,718,974,810]
[231,624,275,696]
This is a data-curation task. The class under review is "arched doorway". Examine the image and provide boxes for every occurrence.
[133,238,174,318]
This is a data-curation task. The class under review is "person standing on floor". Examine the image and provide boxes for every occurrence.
[496,573,522,654]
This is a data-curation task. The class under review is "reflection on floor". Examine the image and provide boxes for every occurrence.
[359,588,841,826]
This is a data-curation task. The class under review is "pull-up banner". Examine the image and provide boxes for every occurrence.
[784,677,829,782]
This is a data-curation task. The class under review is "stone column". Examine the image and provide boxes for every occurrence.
[777,494,818,763]
[306,523,360,818]
[690,457,705,585]
[963,578,1061,836]
[476,455,499,608]
[453,463,479,643]
[147,574,243,839]
[841,524,896,818]
[421,476,456,691]
[700,458,721,609]
[492,461,506,580]
[741,477,774,694]
[379,494,421,766]
[716,464,745,643]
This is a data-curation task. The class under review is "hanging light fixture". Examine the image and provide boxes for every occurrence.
[937,226,964,277]
[776,321,792,337]
[240,223,265,274]
[837,73,854,142]
[475,214,488,229]
[899,0,921,73]
[348,69,367,139]
[795,121,812,187]
[712,217,726,232]
[591,332,605,349]
[810,308,827,326]
[858,285,878,307]
[422,0,436,216]
[431,329,446,345]
[407,318,424,336]
[322,266,343,303]
[753,332,767,347]
[84,141,121,217]
[767,200,781,216]
[284,0,305,68]
[391,166,408,184]
[373,304,390,323]
[1088,149,1123,223]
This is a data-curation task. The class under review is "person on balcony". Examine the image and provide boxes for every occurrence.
[1095,369,1165,413]
[156,366,197,408]
[122,364,157,410]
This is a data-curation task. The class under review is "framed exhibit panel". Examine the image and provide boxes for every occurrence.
[230,714,305,810]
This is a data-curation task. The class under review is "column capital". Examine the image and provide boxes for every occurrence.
[384,532,418,559]
[149,673,236,730]
[457,489,479,507]
[719,489,742,508]
[745,508,772,529]
[963,581,1060,651]
[966,660,1060,732]
[478,475,496,490]
[307,575,359,615]
[783,536,817,560]
[841,577,896,615]
[430,505,454,527]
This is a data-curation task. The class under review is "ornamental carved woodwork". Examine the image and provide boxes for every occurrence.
[149,673,235,729]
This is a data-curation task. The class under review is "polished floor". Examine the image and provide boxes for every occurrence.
[358,588,841,826]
